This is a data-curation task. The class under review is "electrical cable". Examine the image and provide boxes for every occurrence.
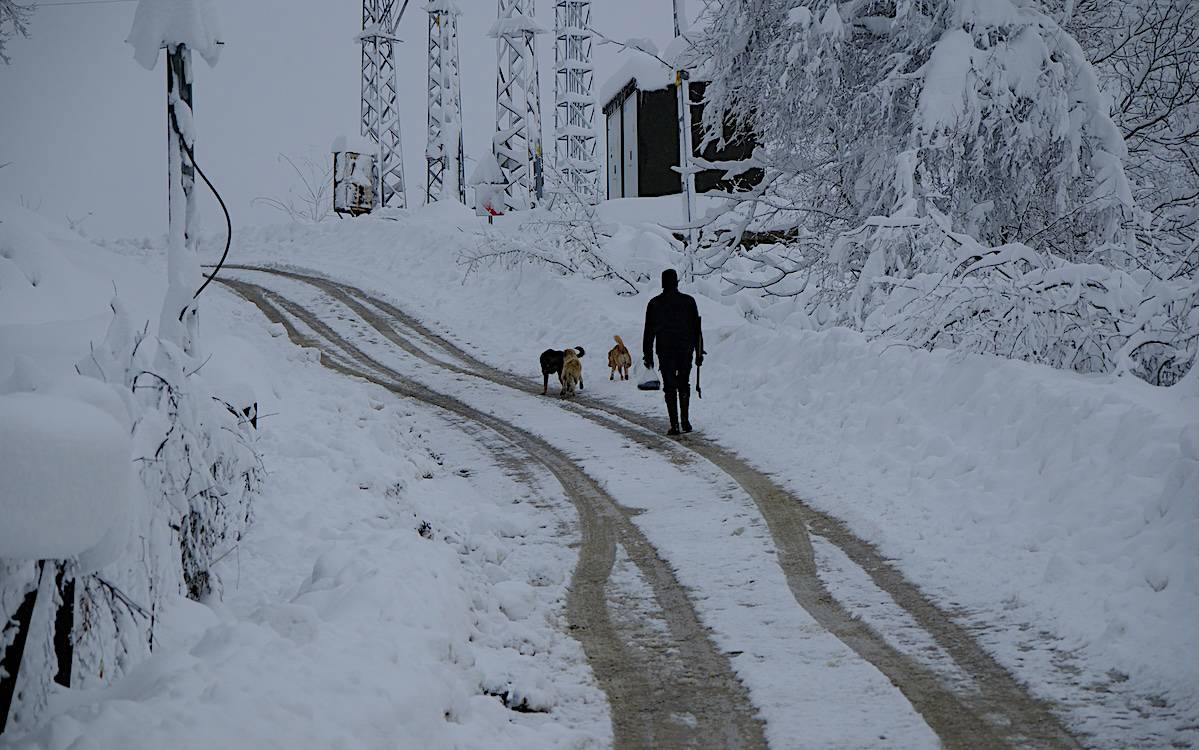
[167,108,231,315]
[34,0,136,7]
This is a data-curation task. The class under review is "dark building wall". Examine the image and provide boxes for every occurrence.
[603,79,763,199]
[637,88,683,198]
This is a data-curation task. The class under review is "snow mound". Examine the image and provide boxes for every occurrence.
[0,391,132,560]
[0,202,163,377]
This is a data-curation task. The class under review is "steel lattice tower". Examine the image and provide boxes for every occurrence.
[426,1,465,203]
[360,0,408,209]
[553,0,597,203]
[491,0,544,211]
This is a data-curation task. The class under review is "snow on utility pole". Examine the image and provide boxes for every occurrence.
[360,0,409,209]
[425,0,465,204]
[491,0,545,211]
[672,0,697,256]
[553,0,598,204]
[128,0,223,355]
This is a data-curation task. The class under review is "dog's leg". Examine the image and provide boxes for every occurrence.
[542,372,549,395]
[610,367,615,380]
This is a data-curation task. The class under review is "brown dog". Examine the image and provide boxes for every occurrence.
[541,346,584,395]
[607,335,632,380]
[560,347,583,397]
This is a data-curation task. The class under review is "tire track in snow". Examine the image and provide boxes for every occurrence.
[217,277,768,750]
[221,264,1082,749]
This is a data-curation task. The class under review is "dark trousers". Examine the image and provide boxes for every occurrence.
[659,355,692,391]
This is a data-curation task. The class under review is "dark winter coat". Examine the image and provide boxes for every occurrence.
[643,270,704,367]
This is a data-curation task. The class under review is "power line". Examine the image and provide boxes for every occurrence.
[33,0,136,8]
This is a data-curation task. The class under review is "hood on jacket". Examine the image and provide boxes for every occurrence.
[661,268,679,290]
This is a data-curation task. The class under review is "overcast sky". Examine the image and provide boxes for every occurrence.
[0,0,687,238]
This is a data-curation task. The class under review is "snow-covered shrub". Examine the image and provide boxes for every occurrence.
[0,298,262,732]
[708,197,1196,383]
[459,197,665,296]
[859,216,1197,384]
[252,152,334,224]
[76,299,262,602]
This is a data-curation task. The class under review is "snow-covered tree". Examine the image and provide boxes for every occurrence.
[0,0,32,64]
[699,0,1135,255]
[687,0,1196,383]
[1055,0,1197,273]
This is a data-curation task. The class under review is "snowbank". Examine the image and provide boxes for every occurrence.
[5,273,608,748]
[0,202,264,734]
[0,204,158,564]
[0,203,163,375]
[0,391,131,561]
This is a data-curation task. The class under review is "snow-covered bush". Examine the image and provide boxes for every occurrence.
[252,152,334,224]
[76,299,262,602]
[0,299,262,732]
[688,0,1196,383]
[459,197,664,296]
[860,215,1197,384]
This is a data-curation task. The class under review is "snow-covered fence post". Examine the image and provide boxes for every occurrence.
[127,0,223,356]
[0,566,37,734]
[0,380,137,733]
[0,561,76,734]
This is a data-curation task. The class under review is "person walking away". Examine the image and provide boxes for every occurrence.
[643,268,704,435]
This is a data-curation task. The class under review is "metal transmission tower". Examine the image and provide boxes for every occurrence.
[360,0,408,209]
[553,0,597,203]
[491,0,545,211]
[426,1,465,203]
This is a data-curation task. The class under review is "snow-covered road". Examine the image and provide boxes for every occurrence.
[218,265,1084,749]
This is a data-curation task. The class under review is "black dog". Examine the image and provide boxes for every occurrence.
[540,346,585,395]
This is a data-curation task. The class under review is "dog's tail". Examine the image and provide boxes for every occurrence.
[574,346,585,358]
[613,335,625,348]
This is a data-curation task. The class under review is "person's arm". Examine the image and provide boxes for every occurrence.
[693,299,705,366]
[643,299,656,369]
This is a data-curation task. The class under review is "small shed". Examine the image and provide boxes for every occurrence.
[602,73,762,200]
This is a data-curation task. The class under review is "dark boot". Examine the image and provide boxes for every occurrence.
[679,386,692,433]
[665,389,681,435]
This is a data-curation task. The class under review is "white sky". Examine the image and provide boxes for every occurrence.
[0,0,688,238]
